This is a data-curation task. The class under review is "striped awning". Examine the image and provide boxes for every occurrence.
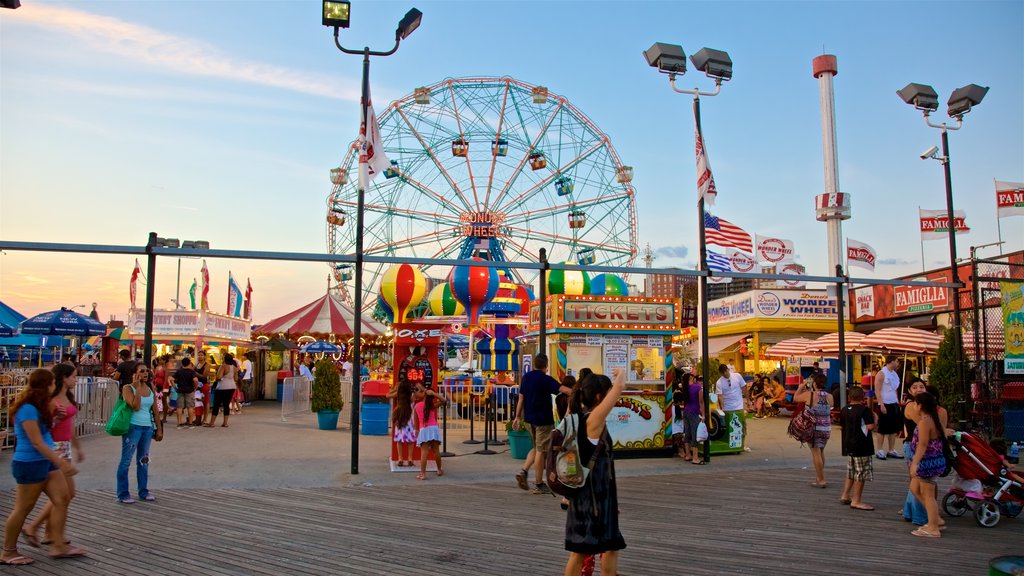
[764,338,816,358]
[861,327,942,355]
[255,293,385,338]
[803,331,867,355]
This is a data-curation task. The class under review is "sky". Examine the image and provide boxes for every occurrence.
[1,0,1022,325]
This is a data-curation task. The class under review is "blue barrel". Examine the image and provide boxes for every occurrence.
[360,380,390,436]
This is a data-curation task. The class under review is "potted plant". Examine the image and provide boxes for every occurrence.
[311,358,344,430]
[505,418,533,460]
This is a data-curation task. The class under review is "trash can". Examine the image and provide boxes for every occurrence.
[361,380,390,436]
[276,370,292,403]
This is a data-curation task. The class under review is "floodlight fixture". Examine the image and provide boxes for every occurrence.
[396,8,422,40]
[947,83,988,118]
[643,42,687,75]
[897,82,939,112]
[322,0,351,29]
[690,47,733,81]
[1,0,21,9]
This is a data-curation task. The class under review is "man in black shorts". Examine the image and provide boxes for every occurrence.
[171,357,199,428]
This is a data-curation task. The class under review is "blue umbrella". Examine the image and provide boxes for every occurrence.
[20,307,107,336]
[301,340,341,354]
[0,320,17,337]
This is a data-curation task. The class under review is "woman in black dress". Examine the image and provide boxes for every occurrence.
[563,367,626,576]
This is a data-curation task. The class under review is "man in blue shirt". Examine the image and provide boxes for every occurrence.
[512,354,572,494]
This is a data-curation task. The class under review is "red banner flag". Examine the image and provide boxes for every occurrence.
[129,259,141,310]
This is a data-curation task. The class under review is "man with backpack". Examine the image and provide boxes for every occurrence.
[512,354,572,495]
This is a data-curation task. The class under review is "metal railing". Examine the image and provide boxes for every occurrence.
[280,377,311,422]
[1,374,117,450]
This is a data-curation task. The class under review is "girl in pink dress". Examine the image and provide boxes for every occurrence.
[23,363,83,548]
[413,384,447,480]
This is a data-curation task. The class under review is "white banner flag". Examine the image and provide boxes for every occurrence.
[361,93,389,182]
[996,180,1024,219]
[919,208,969,240]
[755,234,795,264]
[726,248,757,274]
[695,120,717,206]
[846,238,877,272]
[778,260,806,288]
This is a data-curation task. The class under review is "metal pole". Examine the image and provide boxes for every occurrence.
[538,248,548,358]
[836,264,847,408]
[695,94,711,465]
[143,232,157,372]
[941,128,966,426]
[349,48,370,475]
[175,257,181,310]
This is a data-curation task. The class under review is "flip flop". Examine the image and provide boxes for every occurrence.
[910,528,940,538]
[49,546,87,559]
[839,498,852,505]
[810,482,827,488]
[21,528,40,548]
[415,473,426,480]
[0,555,34,565]
[850,503,875,511]
[691,460,706,465]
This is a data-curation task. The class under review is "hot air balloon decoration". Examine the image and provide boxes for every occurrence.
[427,282,464,316]
[379,264,426,323]
[547,262,590,295]
[450,258,500,326]
[590,274,629,296]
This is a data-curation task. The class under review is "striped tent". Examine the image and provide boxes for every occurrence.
[860,327,942,355]
[254,293,385,339]
[764,338,816,358]
[803,331,867,355]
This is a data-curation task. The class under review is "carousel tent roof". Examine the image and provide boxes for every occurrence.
[254,293,385,338]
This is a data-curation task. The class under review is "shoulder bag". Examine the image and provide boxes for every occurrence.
[105,385,134,436]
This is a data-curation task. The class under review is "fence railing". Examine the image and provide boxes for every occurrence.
[1,375,118,450]
[280,377,311,422]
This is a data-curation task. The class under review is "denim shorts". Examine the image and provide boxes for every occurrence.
[11,459,58,485]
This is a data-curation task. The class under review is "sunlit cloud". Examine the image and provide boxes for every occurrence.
[11,4,359,102]
[654,245,688,259]
[878,258,914,266]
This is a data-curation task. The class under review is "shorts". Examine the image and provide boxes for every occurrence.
[525,423,553,454]
[54,441,72,462]
[11,460,58,485]
[847,455,873,481]
[877,403,904,435]
[177,392,196,409]
[811,428,831,449]
[683,412,703,443]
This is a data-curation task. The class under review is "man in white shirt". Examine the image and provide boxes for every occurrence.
[342,359,353,378]
[715,364,748,449]
[240,353,254,406]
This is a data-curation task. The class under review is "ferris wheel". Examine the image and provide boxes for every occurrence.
[327,76,638,314]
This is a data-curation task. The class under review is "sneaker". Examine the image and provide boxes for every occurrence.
[176,424,186,429]
[140,494,156,502]
[117,497,136,504]
[887,451,903,459]
[876,450,887,460]
[532,483,552,495]
[515,470,529,491]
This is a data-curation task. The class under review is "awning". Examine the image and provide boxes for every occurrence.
[706,333,751,356]
[853,315,937,332]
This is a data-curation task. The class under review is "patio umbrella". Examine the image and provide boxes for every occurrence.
[20,307,106,336]
[803,331,867,356]
[860,327,942,355]
[0,320,18,337]
[301,340,341,354]
[764,338,816,359]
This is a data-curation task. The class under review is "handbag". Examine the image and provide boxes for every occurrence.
[787,404,816,445]
[105,389,133,436]
[695,420,709,442]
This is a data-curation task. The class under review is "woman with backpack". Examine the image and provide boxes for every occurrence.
[794,373,833,488]
[563,368,626,576]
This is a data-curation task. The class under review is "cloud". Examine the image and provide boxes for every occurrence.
[878,258,914,266]
[12,4,358,102]
[654,245,688,259]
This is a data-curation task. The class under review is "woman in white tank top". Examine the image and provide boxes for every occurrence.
[209,353,237,427]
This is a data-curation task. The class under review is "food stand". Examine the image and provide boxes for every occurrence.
[528,294,681,454]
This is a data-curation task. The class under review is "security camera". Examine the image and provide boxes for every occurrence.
[920,145,940,160]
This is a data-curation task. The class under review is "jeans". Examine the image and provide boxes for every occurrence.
[117,424,153,500]
[902,441,927,525]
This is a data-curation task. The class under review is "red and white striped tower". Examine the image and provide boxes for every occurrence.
[812,55,851,274]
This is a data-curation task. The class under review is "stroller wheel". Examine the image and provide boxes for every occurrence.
[942,492,969,517]
[975,501,1001,528]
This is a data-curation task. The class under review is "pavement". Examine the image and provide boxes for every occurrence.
[1,402,856,492]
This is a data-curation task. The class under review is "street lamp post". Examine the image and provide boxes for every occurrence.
[323,1,422,475]
[645,43,732,464]
[898,82,988,426]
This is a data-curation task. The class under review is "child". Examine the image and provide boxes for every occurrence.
[387,381,416,467]
[413,383,446,480]
[840,386,876,510]
[671,391,687,459]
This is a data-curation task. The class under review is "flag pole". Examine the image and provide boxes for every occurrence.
[918,206,925,271]
[995,178,1004,247]
[695,93,711,465]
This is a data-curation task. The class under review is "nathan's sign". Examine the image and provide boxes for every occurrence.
[894,284,948,314]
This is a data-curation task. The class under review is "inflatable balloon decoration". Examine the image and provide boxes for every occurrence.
[376,292,395,324]
[547,262,590,295]
[427,282,464,316]
[514,283,534,316]
[379,263,425,323]
[450,258,500,326]
[590,273,629,296]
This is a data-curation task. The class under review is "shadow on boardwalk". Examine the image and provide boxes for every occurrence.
[0,403,1020,575]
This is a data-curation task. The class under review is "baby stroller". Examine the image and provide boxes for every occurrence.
[942,432,1024,527]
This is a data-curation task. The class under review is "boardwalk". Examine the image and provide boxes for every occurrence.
[1,404,1020,575]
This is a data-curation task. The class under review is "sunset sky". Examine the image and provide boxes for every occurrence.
[1,1,1021,324]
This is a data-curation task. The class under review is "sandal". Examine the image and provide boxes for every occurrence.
[415,473,426,480]
[49,545,88,559]
[910,528,940,538]
[839,498,852,505]
[0,554,34,566]
[691,460,706,465]
[849,503,875,511]
[21,528,40,548]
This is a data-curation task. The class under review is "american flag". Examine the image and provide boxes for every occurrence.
[707,249,731,272]
[704,212,753,253]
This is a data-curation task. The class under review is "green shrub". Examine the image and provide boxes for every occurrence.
[311,359,344,412]
[928,329,958,416]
